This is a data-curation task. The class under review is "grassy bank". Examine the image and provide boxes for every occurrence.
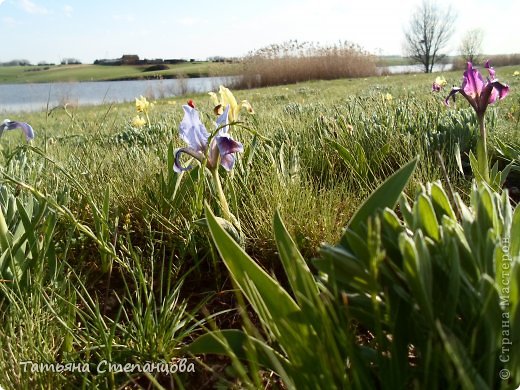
[0,66,519,388]
[0,62,240,84]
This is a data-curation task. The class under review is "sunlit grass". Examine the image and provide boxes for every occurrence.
[0,67,519,387]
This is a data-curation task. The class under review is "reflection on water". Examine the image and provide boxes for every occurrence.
[0,76,239,113]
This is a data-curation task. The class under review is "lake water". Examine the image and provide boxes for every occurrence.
[1,64,454,114]
[379,63,453,74]
[0,76,239,113]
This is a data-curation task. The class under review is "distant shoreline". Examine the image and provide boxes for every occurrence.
[0,57,415,85]
[0,62,239,85]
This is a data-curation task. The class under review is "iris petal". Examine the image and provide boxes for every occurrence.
[481,79,510,107]
[0,120,35,141]
[487,87,499,105]
[220,153,236,171]
[485,60,496,80]
[173,148,205,173]
[463,62,484,98]
[179,105,209,152]
[208,91,220,107]
[219,86,238,122]
[216,105,230,134]
[239,100,254,114]
[444,87,461,106]
[492,81,510,100]
[216,135,244,156]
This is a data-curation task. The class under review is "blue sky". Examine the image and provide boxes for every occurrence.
[1,0,518,64]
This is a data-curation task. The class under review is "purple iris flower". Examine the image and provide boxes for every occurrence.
[445,61,509,117]
[174,103,243,173]
[0,119,35,141]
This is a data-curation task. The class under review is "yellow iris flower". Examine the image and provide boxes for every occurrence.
[434,76,447,87]
[132,115,146,128]
[135,96,153,113]
[134,95,153,126]
[208,85,254,123]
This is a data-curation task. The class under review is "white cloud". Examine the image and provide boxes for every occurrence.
[19,0,49,14]
[2,16,17,26]
[113,14,135,23]
[0,0,6,6]
[64,4,73,17]
[178,17,199,26]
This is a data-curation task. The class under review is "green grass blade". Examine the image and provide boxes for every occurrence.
[341,157,418,246]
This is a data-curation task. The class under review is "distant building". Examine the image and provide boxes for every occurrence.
[121,55,139,65]
[93,55,197,66]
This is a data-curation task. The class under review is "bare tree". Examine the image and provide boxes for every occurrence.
[403,0,457,73]
[459,28,484,64]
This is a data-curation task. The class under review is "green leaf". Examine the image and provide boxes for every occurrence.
[167,140,175,173]
[469,150,486,183]
[0,205,10,252]
[476,137,490,183]
[341,228,370,261]
[195,216,241,244]
[273,210,319,308]
[430,182,456,220]
[328,138,356,168]
[355,142,368,178]
[398,193,414,228]
[328,138,365,182]
[382,208,402,231]
[204,204,305,342]
[454,142,464,175]
[436,322,489,390]
[508,263,520,379]
[6,195,16,224]
[185,329,290,373]
[16,197,47,254]
[318,246,370,289]
[476,185,494,234]
[341,157,418,246]
[444,237,461,323]
[414,231,433,310]
[399,232,433,322]
[102,186,110,222]
[510,205,520,258]
[413,194,440,241]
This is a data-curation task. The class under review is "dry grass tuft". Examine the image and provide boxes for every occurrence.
[236,40,377,88]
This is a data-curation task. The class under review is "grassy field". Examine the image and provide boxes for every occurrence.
[0,65,519,388]
[0,62,240,84]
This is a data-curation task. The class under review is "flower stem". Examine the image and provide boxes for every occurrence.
[477,115,490,182]
[211,168,233,223]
